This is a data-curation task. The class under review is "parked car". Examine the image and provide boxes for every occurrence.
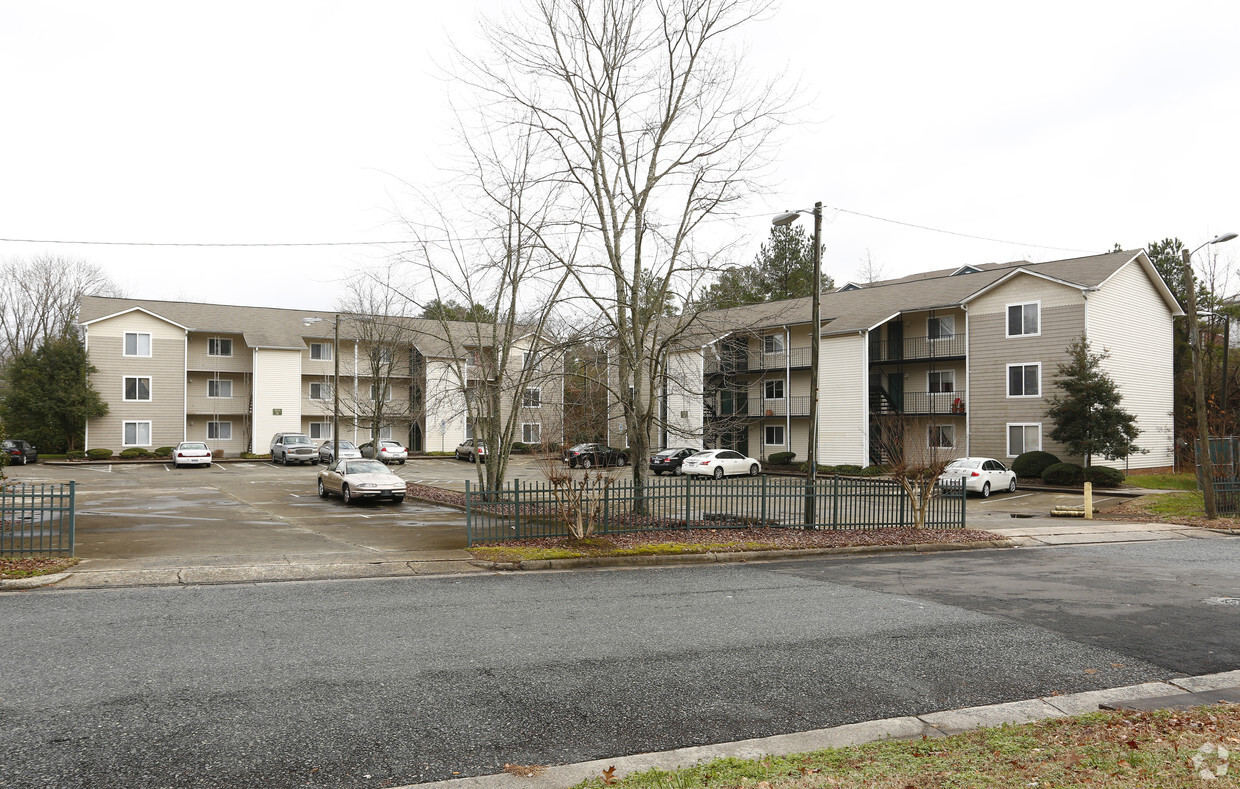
[318,440,362,463]
[172,441,212,468]
[563,443,628,469]
[1,439,37,465]
[360,440,408,464]
[681,449,761,479]
[455,438,489,463]
[317,458,406,504]
[649,447,703,476]
[940,457,1016,498]
[270,433,318,465]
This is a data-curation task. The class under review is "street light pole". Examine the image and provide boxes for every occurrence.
[772,202,823,528]
[333,313,340,465]
[1183,233,1238,520]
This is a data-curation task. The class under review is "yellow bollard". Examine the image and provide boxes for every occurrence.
[1084,481,1093,519]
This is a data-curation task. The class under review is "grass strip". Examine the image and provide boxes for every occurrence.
[0,556,79,579]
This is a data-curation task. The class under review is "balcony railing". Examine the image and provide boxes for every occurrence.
[705,347,813,375]
[870,333,966,364]
[871,389,967,416]
[707,396,812,419]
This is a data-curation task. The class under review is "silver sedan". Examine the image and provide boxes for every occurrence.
[317,458,406,504]
[318,440,362,463]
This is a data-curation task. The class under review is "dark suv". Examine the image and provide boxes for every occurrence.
[562,443,628,469]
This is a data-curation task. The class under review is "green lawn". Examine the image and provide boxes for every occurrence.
[1123,473,1200,491]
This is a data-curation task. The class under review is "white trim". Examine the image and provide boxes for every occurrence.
[521,422,542,444]
[122,420,152,447]
[81,306,189,330]
[963,307,970,455]
[522,386,542,408]
[1006,422,1042,457]
[1005,362,1042,398]
[763,423,785,446]
[207,337,234,357]
[1004,301,1041,338]
[928,369,955,394]
[962,267,1094,304]
[308,421,332,440]
[122,376,152,402]
[763,378,785,400]
[309,381,332,401]
[1095,251,1184,317]
[207,420,232,440]
[123,331,152,357]
[928,423,956,449]
[207,378,233,399]
[309,342,333,361]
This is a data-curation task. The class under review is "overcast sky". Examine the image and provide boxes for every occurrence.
[2,1,1237,311]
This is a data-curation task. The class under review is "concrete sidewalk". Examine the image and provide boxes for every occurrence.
[405,670,1240,789]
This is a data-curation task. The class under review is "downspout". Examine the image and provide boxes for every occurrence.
[963,306,970,456]
[184,330,189,443]
[784,325,791,455]
[353,340,359,444]
[860,329,869,465]
[83,327,90,450]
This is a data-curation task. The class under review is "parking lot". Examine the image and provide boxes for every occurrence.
[3,458,1111,565]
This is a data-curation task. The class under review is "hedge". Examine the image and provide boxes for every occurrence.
[87,448,113,460]
[119,448,151,459]
[1041,462,1084,485]
[154,446,174,458]
[1084,465,1125,487]
[1013,451,1061,479]
[768,451,796,466]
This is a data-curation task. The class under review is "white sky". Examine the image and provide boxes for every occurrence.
[2,1,1238,311]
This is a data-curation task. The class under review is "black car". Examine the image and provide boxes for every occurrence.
[649,447,702,475]
[2,439,37,465]
[562,443,628,469]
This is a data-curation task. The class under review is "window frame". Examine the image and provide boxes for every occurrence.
[1006,422,1042,457]
[764,378,785,400]
[308,422,332,440]
[763,334,785,354]
[522,351,541,371]
[928,424,956,449]
[1006,362,1041,398]
[207,337,233,357]
[123,332,152,358]
[764,423,785,446]
[522,387,541,408]
[310,342,333,361]
[1005,302,1041,338]
[207,421,232,440]
[123,376,152,402]
[122,420,152,447]
[207,378,233,399]
[927,316,955,340]
[369,383,393,402]
[928,370,955,394]
[309,381,332,401]
[521,422,541,444]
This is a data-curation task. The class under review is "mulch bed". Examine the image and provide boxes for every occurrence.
[0,556,78,579]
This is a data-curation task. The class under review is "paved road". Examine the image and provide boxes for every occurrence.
[3,538,1238,789]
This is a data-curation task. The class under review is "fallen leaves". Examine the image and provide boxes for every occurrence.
[601,765,617,786]
[503,763,546,778]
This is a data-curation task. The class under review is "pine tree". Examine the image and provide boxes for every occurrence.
[1044,337,1140,467]
[0,330,108,452]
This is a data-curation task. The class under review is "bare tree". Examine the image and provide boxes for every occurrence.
[857,249,886,285]
[0,255,123,360]
[460,0,791,504]
[872,413,956,529]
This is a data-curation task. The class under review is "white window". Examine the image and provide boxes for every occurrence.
[763,334,785,354]
[123,377,151,402]
[310,343,332,361]
[1007,363,1041,397]
[309,382,332,400]
[764,424,785,446]
[764,379,785,399]
[207,379,232,398]
[929,424,955,449]
[928,316,955,340]
[379,347,393,365]
[928,370,955,393]
[1006,302,1040,337]
[123,332,151,357]
[523,388,541,408]
[522,423,541,444]
[465,419,475,440]
[369,384,392,401]
[379,425,392,440]
[309,422,332,439]
[207,421,231,440]
[522,351,541,371]
[1007,423,1042,457]
[122,421,151,447]
[207,338,232,357]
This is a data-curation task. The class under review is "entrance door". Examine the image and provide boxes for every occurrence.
[887,320,904,361]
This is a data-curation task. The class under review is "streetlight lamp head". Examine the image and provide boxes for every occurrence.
[1211,232,1239,245]
[302,317,323,326]
[771,211,802,227]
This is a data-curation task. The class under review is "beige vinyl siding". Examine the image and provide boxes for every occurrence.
[1085,261,1176,468]
[187,333,250,373]
[187,374,250,413]
[86,311,186,450]
[252,348,303,448]
[424,359,466,453]
[967,275,1085,461]
[818,332,867,465]
[664,349,704,446]
[186,419,247,455]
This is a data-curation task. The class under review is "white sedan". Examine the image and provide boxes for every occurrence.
[317,459,406,504]
[172,441,212,468]
[681,449,761,479]
[940,457,1016,497]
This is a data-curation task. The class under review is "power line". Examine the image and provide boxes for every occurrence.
[820,205,1096,254]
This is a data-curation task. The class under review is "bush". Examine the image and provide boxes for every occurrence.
[1041,462,1084,485]
[859,465,886,476]
[833,464,864,475]
[66,450,86,460]
[768,451,796,466]
[119,448,151,459]
[1084,465,1125,487]
[240,452,267,460]
[547,442,561,454]
[153,446,174,458]
[1013,450,1061,479]
[511,442,530,454]
[86,448,113,460]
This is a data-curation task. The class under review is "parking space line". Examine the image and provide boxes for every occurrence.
[1001,493,1034,501]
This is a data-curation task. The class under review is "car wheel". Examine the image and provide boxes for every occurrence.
[581,456,593,469]
[281,455,289,466]
[342,484,353,504]
[1008,477,1017,493]
[713,466,724,480]
[980,482,991,498]
[318,479,328,499]
[653,470,663,476]
[749,464,759,476]
[392,496,405,504]
[172,461,179,469]
[399,460,405,465]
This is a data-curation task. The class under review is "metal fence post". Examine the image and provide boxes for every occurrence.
[464,480,473,546]
[832,474,840,530]
[67,482,76,556]
[685,473,692,527]
[513,480,522,539]
[761,474,767,525]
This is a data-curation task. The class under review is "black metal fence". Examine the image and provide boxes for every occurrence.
[465,475,966,544]
[0,482,76,556]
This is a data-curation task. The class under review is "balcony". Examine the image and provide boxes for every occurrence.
[869,334,966,364]
[707,396,812,419]
[871,388,967,416]
[706,347,812,374]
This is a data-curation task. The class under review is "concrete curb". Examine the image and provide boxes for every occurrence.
[469,539,1017,572]
[0,571,71,590]
[400,671,1240,789]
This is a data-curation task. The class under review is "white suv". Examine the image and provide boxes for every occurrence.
[270,433,318,465]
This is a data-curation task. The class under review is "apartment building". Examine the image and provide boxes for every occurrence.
[78,297,561,456]
[648,249,1179,470]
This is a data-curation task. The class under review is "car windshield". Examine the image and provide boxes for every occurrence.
[180,443,208,450]
[655,450,676,457]
[343,460,388,475]
[338,442,357,450]
[946,459,981,470]
[380,441,402,448]
[286,435,311,445]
